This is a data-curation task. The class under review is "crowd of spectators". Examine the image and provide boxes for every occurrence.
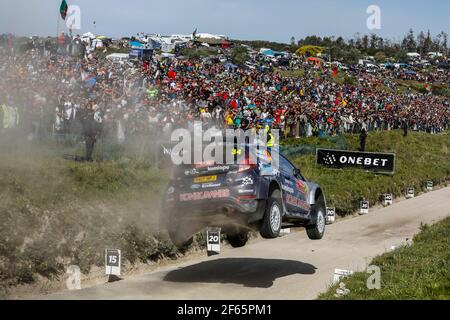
[0,35,448,146]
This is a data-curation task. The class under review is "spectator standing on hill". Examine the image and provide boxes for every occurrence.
[359,128,367,152]
[402,119,408,137]
[80,101,101,162]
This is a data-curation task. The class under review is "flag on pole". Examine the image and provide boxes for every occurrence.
[60,0,68,20]
[424,84,433,94]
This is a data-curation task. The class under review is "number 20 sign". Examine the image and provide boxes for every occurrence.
[105,249,121,276]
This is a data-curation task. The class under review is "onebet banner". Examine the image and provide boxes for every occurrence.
[316,149,396,174]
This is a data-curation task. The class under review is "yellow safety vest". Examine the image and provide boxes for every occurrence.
[1,105,20,128]
[267,133,275,147]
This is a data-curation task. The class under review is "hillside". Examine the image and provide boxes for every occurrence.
[0,130,449,294]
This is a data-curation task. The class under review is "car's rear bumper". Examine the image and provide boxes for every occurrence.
[162,197,264,228]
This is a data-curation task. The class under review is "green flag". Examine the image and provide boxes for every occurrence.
[60,0,68,20]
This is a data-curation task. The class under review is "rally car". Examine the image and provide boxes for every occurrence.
[161,144,326,249]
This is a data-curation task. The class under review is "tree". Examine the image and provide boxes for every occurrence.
[440,31,448,54]
[362,35,369,51]
[230,45,249,66]
[417,31,426,54]
[423,30,433,53]
[374,51,387,63]
[290,36,296,46]
[370,34,378,51]
[402,28,416,52]
[341,48,362,65]
[295,45,324,57]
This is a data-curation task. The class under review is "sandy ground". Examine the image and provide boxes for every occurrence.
[31,186,450,300]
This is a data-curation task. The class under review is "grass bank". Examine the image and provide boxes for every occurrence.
[287,130,450,215]
[318,217,450,300]
[0,130,448,294]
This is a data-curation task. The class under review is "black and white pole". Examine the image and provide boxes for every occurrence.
[406,187,415,199]
[426,181,433,192]
[384,193,393,206]
[105,249,121,282]
[206,228,221,256]
[360,200,369,215]
[326,207,336,224]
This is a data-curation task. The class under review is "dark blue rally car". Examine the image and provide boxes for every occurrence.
[161,143,326,249]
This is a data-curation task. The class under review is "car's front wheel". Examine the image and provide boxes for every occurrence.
[260,190,282,239]
[306,194,326,240]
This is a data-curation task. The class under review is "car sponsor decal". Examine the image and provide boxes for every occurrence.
[272,168,281,177]
[281,184,294,193]
[179,189,231,201]
[167,186,175,194]
[238,189,254,194]
[295,179,308,194]
[286,194,310,211]
[184,168,199,176]
[194,175,217,183]
[207,165,230,172]
[190,184,201,189]
[239,176,254,186]
[202,182,221,188]
[194,160,215,168]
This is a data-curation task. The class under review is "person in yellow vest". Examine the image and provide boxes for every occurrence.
[265,125,275,148]
[1,104,20,129]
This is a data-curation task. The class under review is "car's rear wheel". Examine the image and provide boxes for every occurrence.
[227,232,248,248]
[306,194,326,240]
[260,190,282,239]
[165,209,194,250]
[168,228,194,250]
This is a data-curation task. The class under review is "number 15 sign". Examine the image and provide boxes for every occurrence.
[105,249,121,276]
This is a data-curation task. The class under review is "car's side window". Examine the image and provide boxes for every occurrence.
[279,155,294,175]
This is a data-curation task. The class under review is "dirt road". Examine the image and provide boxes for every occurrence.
[37,186,450,300]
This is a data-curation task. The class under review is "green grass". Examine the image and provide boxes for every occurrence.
[287,130,450,214]
[318,217,450,300]
[0,142,172,293]
[275,68,305,79]
[0,130,448,295]
[396,80,450,97]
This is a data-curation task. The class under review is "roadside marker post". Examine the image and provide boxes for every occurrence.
[206,228,221,256]
[326,207,336,224]
[105,249,121,279]
[406,187,415,199]
[333,268,354,285]
[360,201,369,215]
[384,193,393,206]
[426,181,433,191]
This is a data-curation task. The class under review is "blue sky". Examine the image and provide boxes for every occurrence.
[0,0,448,43]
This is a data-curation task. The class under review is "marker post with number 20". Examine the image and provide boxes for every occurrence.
[206,228,221,256]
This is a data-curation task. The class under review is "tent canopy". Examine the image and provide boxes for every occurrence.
[129,41,144,48]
